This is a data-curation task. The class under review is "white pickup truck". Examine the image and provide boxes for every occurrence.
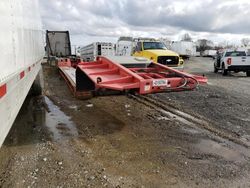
[214,50,250,76]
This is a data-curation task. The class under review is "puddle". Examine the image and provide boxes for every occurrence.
[196,139,245,162]
[44,97,78,141]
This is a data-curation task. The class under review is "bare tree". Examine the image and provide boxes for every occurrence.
[181,33,192,42]
[196,39,214,52]
[241,38,250,47]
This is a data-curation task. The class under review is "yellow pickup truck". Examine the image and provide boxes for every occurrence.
[133,39,184,68]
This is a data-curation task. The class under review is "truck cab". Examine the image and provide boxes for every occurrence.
[214,50,250,76]
[133,39,184,68]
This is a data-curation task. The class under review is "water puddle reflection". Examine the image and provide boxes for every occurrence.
[44,96,78,141]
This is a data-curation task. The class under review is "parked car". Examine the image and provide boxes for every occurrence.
[214,50,250,76]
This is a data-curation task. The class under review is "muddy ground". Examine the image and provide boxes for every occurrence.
[1,57,250,188]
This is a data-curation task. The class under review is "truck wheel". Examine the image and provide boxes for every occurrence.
[213,65,218,73]
[246,71,250,77]
[222,64,228,76]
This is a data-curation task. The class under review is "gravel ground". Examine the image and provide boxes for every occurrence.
[0,57,250,188]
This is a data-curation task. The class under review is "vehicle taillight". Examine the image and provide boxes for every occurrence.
[227,58,232,65]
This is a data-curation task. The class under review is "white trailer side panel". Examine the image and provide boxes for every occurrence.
[80,42,115,61]
[171,41,196,57]
[0,0,44,147]
[203,50,217,57]
[116,41,134,56]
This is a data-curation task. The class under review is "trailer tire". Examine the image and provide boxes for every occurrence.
[246,71,250,77]
[213,65,218,73]
[222,64,228,76]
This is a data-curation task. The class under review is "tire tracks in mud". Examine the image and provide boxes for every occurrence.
[128,94,250,148]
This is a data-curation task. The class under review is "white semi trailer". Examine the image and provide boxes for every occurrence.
[203,50,217,57]
[170,41,196,58]
[80,42,115,61]
[0,0,44,147]
[115,37,134,56]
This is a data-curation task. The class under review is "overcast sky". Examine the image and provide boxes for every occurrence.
[40,0,250,46]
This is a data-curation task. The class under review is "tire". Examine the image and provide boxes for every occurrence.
[213,64,218,73]
[222,64,228,76]
[246,71,250,77]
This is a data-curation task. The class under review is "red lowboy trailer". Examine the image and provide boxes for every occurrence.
[58,56,207,99]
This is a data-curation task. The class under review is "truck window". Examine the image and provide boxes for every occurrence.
[143,42,167,50]
[225,51,246,57]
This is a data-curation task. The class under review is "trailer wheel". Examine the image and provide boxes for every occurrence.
[246,71,250,77]
[213,65,218,73]
[222,64,228,76]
